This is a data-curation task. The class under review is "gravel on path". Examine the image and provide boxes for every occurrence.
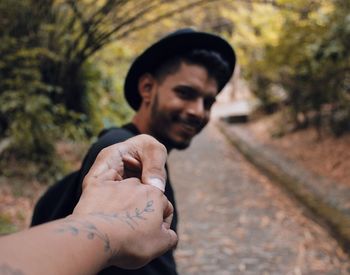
[168,122,350,275]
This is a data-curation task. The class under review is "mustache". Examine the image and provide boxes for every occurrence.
[175,115,205,130]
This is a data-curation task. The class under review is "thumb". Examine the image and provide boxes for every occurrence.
[138,137,167,192]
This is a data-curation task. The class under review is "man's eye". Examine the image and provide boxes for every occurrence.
[176,89,192,98]
[204,99,215,110]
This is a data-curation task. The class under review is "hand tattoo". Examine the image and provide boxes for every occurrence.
[92,200,155,230]
[55,200,155,254]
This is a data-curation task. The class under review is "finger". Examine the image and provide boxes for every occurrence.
[122,155,142,179]
[96,168,123,182]
[87,146,124,178]
[163,199,173,216]
[83,171,121,192]
[158,228,178,254]
[166,229,178,249]
[117,177,142,186]
[161,200,178,249]
[88,135,167,192]
[133,135,167,191]
[163,200,174,230]
[149,226,178,261]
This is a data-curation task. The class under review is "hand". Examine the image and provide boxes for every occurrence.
[86,134,167,191]
[73,177,177,269]
[0,135,176,275]
[73,135,177,269]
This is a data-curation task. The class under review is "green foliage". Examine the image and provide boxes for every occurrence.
[0,213,17,235]
[0,0,87,179]
[0,39,86,175]
[82,56,134,134]
[226,0,350,136]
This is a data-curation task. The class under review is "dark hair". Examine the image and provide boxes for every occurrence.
[151,49,231,91]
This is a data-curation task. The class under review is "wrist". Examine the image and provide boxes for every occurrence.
[61,214,122,269]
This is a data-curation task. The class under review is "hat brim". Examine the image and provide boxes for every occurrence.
[124,30,236,110]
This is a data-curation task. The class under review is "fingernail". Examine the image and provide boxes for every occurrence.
[148,177,165,192]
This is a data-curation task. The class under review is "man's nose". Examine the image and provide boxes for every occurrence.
[186,99,205,119]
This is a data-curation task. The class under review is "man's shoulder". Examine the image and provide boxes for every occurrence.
[99,125,136,139]
[94,125,138,149]
[98,126,132,138]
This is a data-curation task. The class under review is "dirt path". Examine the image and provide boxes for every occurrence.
[168,122,350,275]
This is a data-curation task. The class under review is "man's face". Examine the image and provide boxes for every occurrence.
[147,62,218,150]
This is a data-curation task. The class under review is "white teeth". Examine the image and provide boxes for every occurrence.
[181,123,197,134]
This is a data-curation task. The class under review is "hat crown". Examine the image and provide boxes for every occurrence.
[165,28,196,37]
[124,28,236,110]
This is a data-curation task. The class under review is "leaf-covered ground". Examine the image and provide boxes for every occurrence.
[246,114,350,187]
[0,141,88,234]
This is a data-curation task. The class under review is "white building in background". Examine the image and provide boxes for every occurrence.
[213,65,258,119]
[216,65,253,103]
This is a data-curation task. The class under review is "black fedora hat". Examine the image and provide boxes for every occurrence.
[124,28,236,110]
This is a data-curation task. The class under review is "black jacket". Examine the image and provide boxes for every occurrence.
[31,124,178,275]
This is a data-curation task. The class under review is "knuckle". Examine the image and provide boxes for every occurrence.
[158,142,167,155]
[82,177,93,190]
[99,147,110,157]
[135,134,167,155]
[146,184,161,196]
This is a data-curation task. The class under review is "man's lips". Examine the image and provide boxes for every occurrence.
[177,121,200,136]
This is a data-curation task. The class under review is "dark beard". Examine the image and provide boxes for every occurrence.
[151,117,192,151]
[149,94,203,151]
[159,135,191,151]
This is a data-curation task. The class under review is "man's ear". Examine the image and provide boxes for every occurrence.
[138,74,155,104]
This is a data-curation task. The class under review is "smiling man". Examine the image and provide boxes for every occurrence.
[31,28,235,275]
[134,61,218,150]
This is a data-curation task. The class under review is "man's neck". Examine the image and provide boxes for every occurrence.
[132,113,149,135]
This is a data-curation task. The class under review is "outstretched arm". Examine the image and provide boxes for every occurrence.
[0,135,177,275]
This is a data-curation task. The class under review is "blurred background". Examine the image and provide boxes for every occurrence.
[0,0,349,246]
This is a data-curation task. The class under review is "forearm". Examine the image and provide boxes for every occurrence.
[0,216,115,275]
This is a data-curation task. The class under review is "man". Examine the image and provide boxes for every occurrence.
[31,28,236,275]
[1,135,177,274]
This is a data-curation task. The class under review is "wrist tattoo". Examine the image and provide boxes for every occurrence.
[56,219,112,253]
[0,263,25,275]
[55,200,155,254]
